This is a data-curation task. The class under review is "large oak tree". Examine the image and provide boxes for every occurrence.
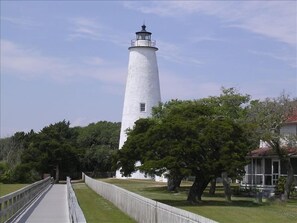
[116,89,254,203]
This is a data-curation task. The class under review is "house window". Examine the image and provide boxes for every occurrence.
[264,176,272,185]
[273,161,279,174]
[272,160,280,185]
[265,159,271,174]
[292,158,297,174]
[252,159,263,174]
[140,103,146,112]
[256,159,262,174]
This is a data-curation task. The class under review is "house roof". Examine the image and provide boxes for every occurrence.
[286,114,297,123]
[285,109,297,124]
[249,147,297,157]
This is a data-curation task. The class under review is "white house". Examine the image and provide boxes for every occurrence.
[241,112,297,192]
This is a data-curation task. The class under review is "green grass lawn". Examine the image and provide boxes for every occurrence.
[0,183,28,196]
[101,179,297,223]
[73,183,135,223]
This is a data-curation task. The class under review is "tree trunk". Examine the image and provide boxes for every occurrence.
[284,158,294,200]
[222,171,232,202]
[187,179,198,204]
[209,178,216,195]
[55,163,59,183]
[187,173,210,204]
[167,175,183,192]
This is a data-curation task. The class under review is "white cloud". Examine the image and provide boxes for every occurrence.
[188,36,225,43]
[84,57,106,66]
[69,117,95,128]
[160,70,221,100]
[67,17,103,40]
[1,39,126,88]
[1,39,68,79]
[67,17,128,47]
[159,66,296,102]
[158,40,203,65]
[122,2,174,17]
[249,50,297,68]
[123,1,296,47]
[68,17,203,66]
[1,16,40,28]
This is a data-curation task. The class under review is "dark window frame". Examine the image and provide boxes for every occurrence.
[140,103,146,112]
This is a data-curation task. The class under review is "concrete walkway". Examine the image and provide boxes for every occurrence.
[15,184,70,223]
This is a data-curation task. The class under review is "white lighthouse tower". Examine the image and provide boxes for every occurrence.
[116,25,161,179]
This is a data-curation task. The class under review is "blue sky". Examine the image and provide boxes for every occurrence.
[1,1,296,137]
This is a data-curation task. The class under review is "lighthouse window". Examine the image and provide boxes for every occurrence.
[140,103,146,112]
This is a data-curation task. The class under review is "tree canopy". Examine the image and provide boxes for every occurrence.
[75,121,120,173]
[116,88,255,203]
[0,120,120,183]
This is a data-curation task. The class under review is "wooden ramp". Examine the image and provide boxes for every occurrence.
[14,184,70,223]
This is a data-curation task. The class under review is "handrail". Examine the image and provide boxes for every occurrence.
[66,177,86,223]
[0,177,53,223]
[131,39,157,47]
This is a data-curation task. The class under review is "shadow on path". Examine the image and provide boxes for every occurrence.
[12,184,53,223]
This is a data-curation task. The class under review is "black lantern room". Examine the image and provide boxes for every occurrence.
[136,25,152,41]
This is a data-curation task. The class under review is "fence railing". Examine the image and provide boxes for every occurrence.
[66,177,86,223]
[131,39,157,47]
[0,177,53,223]
[83,173,218,223]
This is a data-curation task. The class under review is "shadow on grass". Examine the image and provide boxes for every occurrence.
[143,186,226,197]
[142,185,271,209]
[144,183,258,196]
[142,186,168,192]
[154,199,267,208]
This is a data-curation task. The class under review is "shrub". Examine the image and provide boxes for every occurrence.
[275,176,295,196]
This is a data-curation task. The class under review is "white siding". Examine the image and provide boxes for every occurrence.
[281,123,297,135]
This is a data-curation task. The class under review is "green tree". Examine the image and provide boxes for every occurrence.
[0,130,37,183]
[22,120,80,182]
[116,91,253,203]
[1,120,121,183]
[199,87,256,200]
[83,146,114,173]
[76,121,120,174]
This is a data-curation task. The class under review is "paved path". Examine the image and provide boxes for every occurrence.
[15,184,70,223]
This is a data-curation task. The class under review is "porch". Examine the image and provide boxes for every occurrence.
[241,156,297,193]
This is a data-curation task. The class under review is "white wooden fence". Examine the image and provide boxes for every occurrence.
[66,177,86,223]
[0,177,53,223]
[83,173,218,223]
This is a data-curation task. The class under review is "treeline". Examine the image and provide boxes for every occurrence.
[0,121,120,183]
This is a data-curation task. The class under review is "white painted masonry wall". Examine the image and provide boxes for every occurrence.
[117,27,161,180]
[119,46,161,149]
[117,45,161,179]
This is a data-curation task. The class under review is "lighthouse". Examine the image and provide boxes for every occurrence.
[117,25,161,179]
